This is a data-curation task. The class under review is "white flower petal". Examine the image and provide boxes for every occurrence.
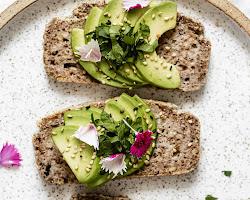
[100,153,127,177]
[122,0,150,11]
[75,39,102,62]
[72,125,99,150]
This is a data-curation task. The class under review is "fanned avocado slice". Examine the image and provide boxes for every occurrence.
[113,63,148,85]
[82,106,102,114]
[71,28,133,88]
[133,2,181,89]
[117,93,146,129]
[86,99,131,188]
[51,125,100,183]
[64,108,101,126]
[84,7,103,43]
[99,0,125,25]
[96,60,136,86]
[97,0,147,85]
[104,99,129,121]
[118,95,157,177]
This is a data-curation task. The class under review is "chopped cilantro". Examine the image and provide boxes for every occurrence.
[205,195,218,200]
[91,111,142,157]
[222,171,232,177]
[87,23,158,67]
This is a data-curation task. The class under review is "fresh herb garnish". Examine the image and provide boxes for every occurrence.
[205,195,218,200]
[87,23,158,67]
[91,111,142,157]
[222,171,232,177]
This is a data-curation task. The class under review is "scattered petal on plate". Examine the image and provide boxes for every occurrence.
[130,130,153,159]
[72,125,99,150]
[100,153,127,177]
[0,143,22,166]
[122,0,150,11]
[75,39,102,62]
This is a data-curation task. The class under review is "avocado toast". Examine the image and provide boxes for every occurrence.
[33,94,200,185]
[43,1,211,91]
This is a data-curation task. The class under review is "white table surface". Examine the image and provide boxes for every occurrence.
[0,0,249,200]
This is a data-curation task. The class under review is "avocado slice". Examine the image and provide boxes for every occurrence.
[71,28,133,88]
[123,0,157,26]
[64,109,101,126]
[117,95,157,177]
[51,125,100,183]
[96,59,136,86]
[99,0,125,25]
[113,63,148,85]
[82,106,102,114]
[117,93,146,129]
[133,2,181,89]
[83,5,137,87]
[84,7,103,43]
[104,99,129,121]
[86,99,131,188]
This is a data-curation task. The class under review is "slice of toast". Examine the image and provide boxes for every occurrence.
[43,2,211,92]
[70,194,130,200]
[33,98,200,185]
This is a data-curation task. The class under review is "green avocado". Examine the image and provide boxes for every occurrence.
[104,99,129,121]
[64,109,101,126]
[86,98,131,188]
[133,2,181,89]
[71,28,134,88]
[123,0,157,26]
[113,63,148,85]
[118,95,157,177]
[82,106,102,114]
[96,59,136,87]
[84,7,103,43]
[99,0,125,25]
[51,125,101,183]
[117,93,146,129]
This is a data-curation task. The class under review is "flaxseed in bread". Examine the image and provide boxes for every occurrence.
[33,99,200,185]
[43,2,211,92]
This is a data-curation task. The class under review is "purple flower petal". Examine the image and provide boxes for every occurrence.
[72,125,99,150]
[122,0,150,11]
[0,143,22,166]
[130,130,153,159]
[100,153,127,177]
[75,39,102,62]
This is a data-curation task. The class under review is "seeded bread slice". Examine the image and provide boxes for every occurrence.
[33,98,200,185]
[70,194,130,200]
[43,2,211,92]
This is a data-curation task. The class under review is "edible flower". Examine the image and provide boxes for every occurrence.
[122,0,150,11]
[99,153,127,177]
[130,130,153,159]
[72,125,99,150]
[0,143,22,166]
[122,119,153,159]
[75,39,101,62]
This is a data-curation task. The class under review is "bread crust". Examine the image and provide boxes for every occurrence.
[70,194,130,200]
[33,98,200,185]
[43,2,211,92]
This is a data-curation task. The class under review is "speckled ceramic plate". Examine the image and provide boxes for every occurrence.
[0,0,249,199]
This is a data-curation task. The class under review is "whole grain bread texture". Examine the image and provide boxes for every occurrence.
[33,99,200,185]
[70,194,130,200]
[43,2,211,92]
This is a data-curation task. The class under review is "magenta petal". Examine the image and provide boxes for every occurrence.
[0,143,22,166]
[122,0,150,11]
[130,130,153,159]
